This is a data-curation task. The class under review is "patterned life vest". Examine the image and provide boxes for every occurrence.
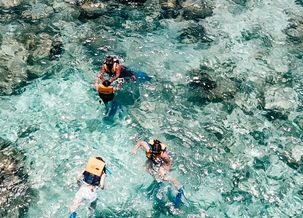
[146,139,167,160]
[104,60,119,76]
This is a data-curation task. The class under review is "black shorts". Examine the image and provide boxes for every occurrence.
[99,93,114,104]
[120,67,135,78]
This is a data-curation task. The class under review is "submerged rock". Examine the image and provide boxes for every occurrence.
[28,33,53,63]
[21,3,54,20]
[285,21,303,43]
[78,1,106,20]
[0,28,65,94]
[0,137,33,217]
[178,24,212,44]
[160,0,180,19]
[188,72,216,90]
[181,0,213,20]
[187,64,237,104]
[52,1,80,21]
[294,115,303,130]
[49,41,64,60]
[118,0,147,5]
[0,38,28,95]
[232,0,248,6]
[0,0,23,9]
[295,0,303,6]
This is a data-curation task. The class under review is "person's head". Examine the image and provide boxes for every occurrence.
[96,156,104,162]
[104,56,114,67]
[153,139,161,145]
[102,80,111,87]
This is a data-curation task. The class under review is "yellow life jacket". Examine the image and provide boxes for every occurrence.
[104,63,118,75]
[146,139,167,159]
[97,84,114,94]
[85,157,105,177]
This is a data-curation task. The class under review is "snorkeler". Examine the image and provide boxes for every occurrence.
[131,138,184,207]
[95,78,123,105]
[97,56,136,83]
[69,157,107,218]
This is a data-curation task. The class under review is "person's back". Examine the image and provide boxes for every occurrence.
[97,80,114,95]
[95,79,123,104]
[69,157,107,218]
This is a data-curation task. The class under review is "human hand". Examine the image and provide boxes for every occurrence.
[131,75,136,81]
[131,148,137,155]
[118,78,124,84]
[135,136,141,142]
[95,82,99,90]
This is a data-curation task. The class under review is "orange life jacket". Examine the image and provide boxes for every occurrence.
[85,157,106,177]
[83,157,105,186]
[97,84,114,94]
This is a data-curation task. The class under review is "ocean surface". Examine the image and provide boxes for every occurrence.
[1,0,303,217]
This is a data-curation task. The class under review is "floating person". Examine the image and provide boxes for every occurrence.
[95,78,123,105]
[97,55,152,83]
[95,78,124,118]
[98,55,137,83]
[69,157,107,218]
[131,138,184,207]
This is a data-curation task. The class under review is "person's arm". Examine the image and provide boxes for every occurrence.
[95,79,99,91]
[99,173,106,189]
[76,171,84,186]
[113,79,124,92]
[109,64,121,83]
[131,74,136,81]
[130,70,136,81]
[113,84,120,93]
[131,139,150,154]
[98,65,106,82]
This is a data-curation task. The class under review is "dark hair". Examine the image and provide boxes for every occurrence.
[96,156,104,162]
[105,56,114,65]
[153,139,161,145]
[102,80,111,87]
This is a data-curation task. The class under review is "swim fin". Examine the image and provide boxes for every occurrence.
[69,211,77,218]
[135,71,152,82]
[105,167,112,175]
[174,186,184,208]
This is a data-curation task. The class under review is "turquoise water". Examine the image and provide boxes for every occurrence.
[1,0,303,217]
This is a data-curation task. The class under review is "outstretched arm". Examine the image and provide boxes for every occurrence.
[95,79,99,91]
[99,173,106,189]
[131,139,150,154]
[113,79,123,92]
[98,65,106,82]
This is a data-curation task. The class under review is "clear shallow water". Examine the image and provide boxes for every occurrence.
[1,0,303,217]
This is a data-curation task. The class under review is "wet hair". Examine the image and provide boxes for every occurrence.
[96,156,104,162]
[153,139,161,145]
[105,56,114,65]
[102,80,111,87]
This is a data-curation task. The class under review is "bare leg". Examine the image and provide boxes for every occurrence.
[158,166,181,190]
[69,196,82,213]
